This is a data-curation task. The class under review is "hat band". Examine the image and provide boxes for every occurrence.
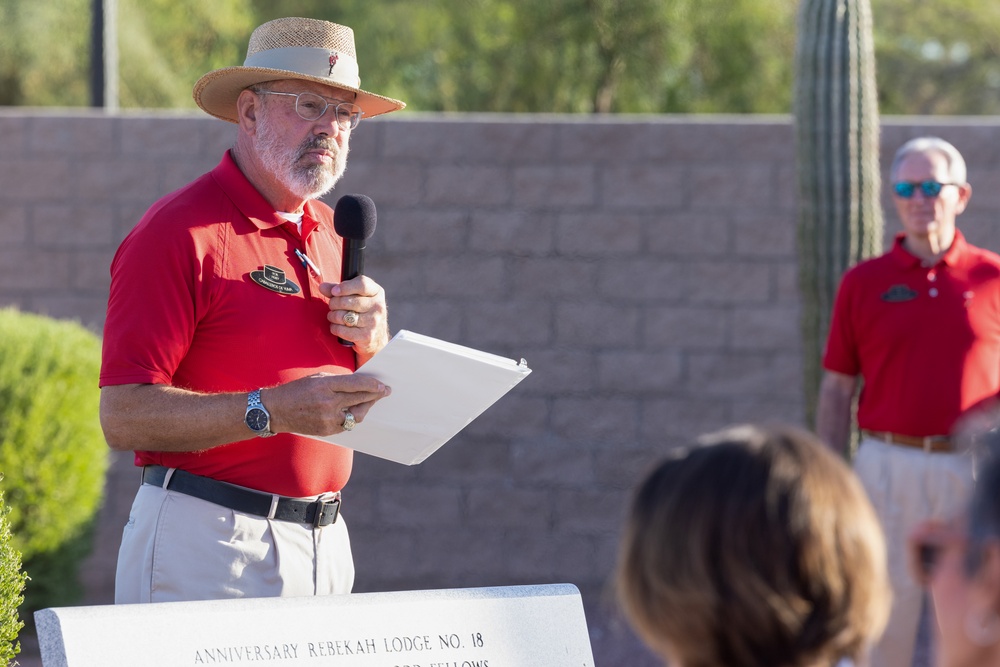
[243,47,361,88]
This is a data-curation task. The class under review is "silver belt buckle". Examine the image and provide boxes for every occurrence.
[312,492,342,527]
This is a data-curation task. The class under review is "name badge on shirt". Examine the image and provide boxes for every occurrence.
[250,265,301,295]
[881,284,918,302]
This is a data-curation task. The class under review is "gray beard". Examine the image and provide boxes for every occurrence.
[254,111,348,201]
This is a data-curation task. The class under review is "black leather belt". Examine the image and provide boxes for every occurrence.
[141,465,341,527]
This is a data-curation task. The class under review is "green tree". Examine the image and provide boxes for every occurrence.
[249,0,794,113]
[873,0,1000,114]
[0,0,91,106]
[117,0,255,109]
[1,0,998,115]
[687,0,799,112]
[0,0,252,108]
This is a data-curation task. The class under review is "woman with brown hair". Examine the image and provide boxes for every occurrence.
[616,424,891,667]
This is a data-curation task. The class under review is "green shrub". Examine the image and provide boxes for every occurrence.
[0,483,27,665]
[0,308,107,615]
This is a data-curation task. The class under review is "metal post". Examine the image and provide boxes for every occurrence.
[90,0,104,107]
[104,0,118,111]
[90,0,118,111]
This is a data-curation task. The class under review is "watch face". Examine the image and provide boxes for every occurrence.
[246,408,269,432]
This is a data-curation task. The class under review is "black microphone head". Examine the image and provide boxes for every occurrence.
[334,194,377,240]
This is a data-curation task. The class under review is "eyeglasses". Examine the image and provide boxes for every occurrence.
[255,90,363,131]
[914,541,943,584]
[893,180,960,199]
[909,521,967,586]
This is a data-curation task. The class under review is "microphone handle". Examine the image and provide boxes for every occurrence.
[341,239,366,282]
[338,239,366,347]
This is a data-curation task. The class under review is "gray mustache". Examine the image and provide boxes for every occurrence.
[302,138,338,153]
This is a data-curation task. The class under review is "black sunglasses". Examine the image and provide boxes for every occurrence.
[893,180,960,199]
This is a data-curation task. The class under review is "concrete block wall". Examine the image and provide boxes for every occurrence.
[3,110,1000,652]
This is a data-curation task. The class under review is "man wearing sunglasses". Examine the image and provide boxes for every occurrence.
[99,18,402,604]
[817,136,1000,667]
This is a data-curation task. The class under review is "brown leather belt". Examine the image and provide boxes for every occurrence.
[861,430,953,453]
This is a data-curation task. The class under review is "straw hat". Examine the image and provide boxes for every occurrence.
[193,17,405,124]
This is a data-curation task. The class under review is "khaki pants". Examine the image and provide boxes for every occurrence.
[854,437,974,667]
[115,481,355,604]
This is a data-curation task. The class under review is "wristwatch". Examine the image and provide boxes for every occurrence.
[244,389,275,437]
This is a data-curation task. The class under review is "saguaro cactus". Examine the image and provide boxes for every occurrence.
[794,0,883,428]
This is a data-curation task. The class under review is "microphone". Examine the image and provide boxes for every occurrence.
[333,194,377,346]
[334,194,377,281]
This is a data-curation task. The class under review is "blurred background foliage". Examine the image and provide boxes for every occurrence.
[0,0,996,115]
[0,309,107,616]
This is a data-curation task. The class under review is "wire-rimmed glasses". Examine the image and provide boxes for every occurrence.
[256,90,363,131]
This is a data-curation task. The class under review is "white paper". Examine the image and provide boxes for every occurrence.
[303,330,531,464]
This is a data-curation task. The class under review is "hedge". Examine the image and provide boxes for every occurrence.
[0,308,107,615]
[0,483,26,665]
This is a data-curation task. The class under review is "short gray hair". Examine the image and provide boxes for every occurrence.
[890,137,967,184]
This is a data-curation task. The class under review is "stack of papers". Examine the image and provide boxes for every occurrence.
[304,330,532,465]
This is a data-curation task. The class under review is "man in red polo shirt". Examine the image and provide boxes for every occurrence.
[99,17,402,603]
[817,136,1000,667]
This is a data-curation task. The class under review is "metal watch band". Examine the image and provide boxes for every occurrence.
[245,388,275,437]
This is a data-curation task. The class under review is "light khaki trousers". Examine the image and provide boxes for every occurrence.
[854,437,974,667]
[115,481,355,604]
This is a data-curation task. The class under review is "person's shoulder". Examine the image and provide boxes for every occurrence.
[850,251,895,269]
[134,170,227,234]
[148,170,221,217]
[114,170,226,262]
[841,250,895,280]
[961,239,1000,266]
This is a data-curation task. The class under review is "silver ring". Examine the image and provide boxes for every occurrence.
[342,411,356,431]
[343,311,359,327]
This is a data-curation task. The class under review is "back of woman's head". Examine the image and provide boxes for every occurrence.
[616,424,890,667]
